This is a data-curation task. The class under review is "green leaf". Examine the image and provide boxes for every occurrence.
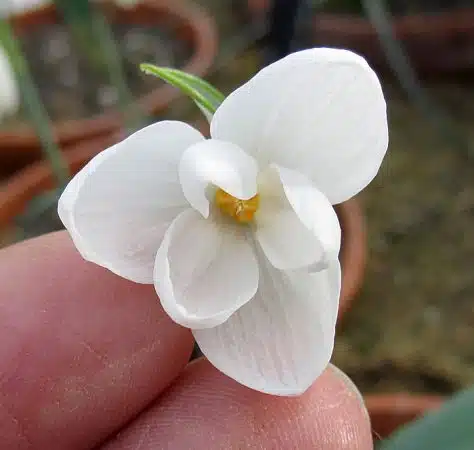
[140,64,225,117]
[379,387,474,450]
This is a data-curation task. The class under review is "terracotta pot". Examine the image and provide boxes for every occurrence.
[1,0,217,174]
[0,134,119,227]
[366,394,444,440]
[0,133,366,319]
[337,196,366,320]
[246,0,270,17]
[311,9,474,76]
[246,1,474,76]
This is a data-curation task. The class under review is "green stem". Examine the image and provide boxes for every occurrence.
[0,19,69,186]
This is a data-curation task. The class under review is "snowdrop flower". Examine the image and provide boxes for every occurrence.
[59,48,388,395]
[0,45,19,122]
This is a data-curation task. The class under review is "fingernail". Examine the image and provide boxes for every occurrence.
[330,364,369,419]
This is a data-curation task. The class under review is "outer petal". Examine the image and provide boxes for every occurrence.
[211,48,388,204]
[255,165,340,271]
[58,121,204,283]
[154,209,259,329]
[179,139,258,218]
[194,251,341,395]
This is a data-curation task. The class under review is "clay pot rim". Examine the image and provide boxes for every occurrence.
[365,393,445,440]
[336,197,365,320]
[365,393,444,414]
[0,134,366,319]
[2,0,218,151]
[311,8,474,37]
[0,134,119,227]
[247,1,474,34]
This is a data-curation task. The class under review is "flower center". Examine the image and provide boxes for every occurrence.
[215,188,260,223]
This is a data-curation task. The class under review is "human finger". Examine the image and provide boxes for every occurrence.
[0,231,194,450]
[102,359,372,449]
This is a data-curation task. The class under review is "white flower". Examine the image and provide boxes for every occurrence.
[58,48,388,395]
[0,45,20,122]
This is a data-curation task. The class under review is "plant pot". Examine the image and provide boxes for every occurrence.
[0,131,366,319]
[311,9,474,77]
[336,196,366,321]
[365,394,444,440]
[245,1,474,76]
[1,0,217,175]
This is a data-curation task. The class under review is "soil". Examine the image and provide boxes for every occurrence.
[0,20,191,129]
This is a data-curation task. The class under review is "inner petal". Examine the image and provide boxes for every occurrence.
[179,139,259,218]
[255,164,341,271]
[153,209,259,329]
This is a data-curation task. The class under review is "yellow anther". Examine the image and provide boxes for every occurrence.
[215,188,260,223]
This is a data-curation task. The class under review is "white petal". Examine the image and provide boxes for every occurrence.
[255,165,340,271]
[211,48,388,204]
[179,139,258,217]
[194,253,341,395]
[154,209,259,329]
[58,121,204,283]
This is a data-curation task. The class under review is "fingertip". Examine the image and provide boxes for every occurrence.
[103,359,373,449]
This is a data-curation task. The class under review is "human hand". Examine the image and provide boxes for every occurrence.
[0,231,372,449]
